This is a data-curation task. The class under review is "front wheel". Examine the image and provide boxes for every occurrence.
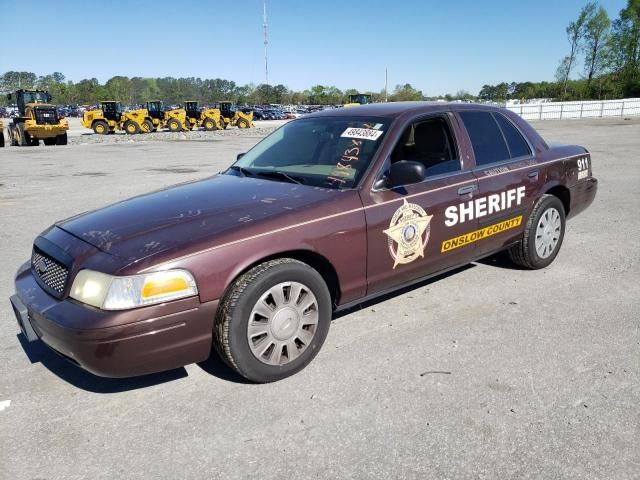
[167,118,182,132]
[55,133,68,145]
[214,258,332,383]
[508,194,566,269]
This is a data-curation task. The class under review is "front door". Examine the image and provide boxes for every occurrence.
[361,113,479,295]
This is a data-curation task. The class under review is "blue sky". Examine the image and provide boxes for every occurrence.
[0,0,628,96]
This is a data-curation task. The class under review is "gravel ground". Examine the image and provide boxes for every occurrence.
[0,118,638,480]
[63,117,288,145]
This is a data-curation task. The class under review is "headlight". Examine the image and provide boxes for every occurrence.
[70,269,198,310]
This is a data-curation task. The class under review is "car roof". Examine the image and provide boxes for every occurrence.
[305,101,504,118]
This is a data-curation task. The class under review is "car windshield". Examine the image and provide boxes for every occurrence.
[229,116,390,189]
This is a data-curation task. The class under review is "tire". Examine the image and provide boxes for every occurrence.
[55,133,68,145]
[124,120,140,135]
[0,132,4,147]
[43,138,56,146]
[237,117,250,129]
[142,119,154,133]
[92,120,109,135]
[214,258,332,383]
[9,125,18,146]
[167,118,182,132]
[508,194,566,269]
[203,118,216,131]
[16,123,30,146]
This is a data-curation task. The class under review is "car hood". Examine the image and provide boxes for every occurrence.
[56,173,342,265]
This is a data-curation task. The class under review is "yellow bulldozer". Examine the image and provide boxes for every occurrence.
[344,93,372,108]
[216,101,253,128]
[6,89,69,146]
[81,101,153,135]
[183,101,225,131]
[146,101,188,132]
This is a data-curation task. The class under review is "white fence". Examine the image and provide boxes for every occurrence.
[506,98,640,120]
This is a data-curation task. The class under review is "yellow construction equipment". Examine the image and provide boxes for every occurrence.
[6,89,69,146]
[0,120,4,147]
[146,101,188,132]
[183,101,225,131]
[81,101,153,135]
[216,101,253,128]
[344,93,372,108]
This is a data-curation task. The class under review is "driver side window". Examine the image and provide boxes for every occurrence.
[390,115,461,177]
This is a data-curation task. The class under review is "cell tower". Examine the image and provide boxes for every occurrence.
[263,0,269,85]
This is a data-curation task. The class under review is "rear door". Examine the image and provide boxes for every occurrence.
[361,112,479,295]
[455,110,544,257]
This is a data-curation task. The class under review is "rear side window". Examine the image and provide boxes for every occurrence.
[459,111,510,166]
[494,113,531,158]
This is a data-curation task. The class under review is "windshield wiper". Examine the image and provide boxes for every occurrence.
[254,170,305,185]
[228,165,254,177]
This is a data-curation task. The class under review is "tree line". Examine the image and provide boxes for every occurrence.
[2,0,637,106]
[480,0,640,102]
[0,71,426,107]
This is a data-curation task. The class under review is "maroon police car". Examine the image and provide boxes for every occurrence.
[11,102,597,383]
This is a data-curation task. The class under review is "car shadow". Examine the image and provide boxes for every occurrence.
[17,334,188,393]
[197,356,252,384]
[333,264,475,320]
[475,250,528,270]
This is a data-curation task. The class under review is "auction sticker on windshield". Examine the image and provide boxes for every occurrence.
[341,127,384,141]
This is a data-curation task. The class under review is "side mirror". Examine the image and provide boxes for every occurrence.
[6,94,11,100]
[386,161,426,188]
[236,153,245,160]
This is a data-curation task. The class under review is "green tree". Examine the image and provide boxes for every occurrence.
[389,83,423,101]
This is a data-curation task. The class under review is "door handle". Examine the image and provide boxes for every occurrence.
[457,184,477,195]
[528,171,539,179]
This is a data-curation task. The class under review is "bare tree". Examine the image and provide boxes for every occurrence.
[584,5,611,86]
[560,2,597,97]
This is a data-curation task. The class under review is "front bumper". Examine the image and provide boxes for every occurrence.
[12,265,218,378]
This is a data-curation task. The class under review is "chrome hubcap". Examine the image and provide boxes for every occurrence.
[247,281,319,366]
[535,207,561,259]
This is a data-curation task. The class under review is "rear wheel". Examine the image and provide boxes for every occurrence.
[142,119,154,133]
[167,118,182,132]
[92,120,109,135]
[508,195,566,269]
[124,120,140,135]
[214,258,332,383]
[237,117,250,129]
[43,138,56,146]
[16,124,30,146]
[55,133,68,145]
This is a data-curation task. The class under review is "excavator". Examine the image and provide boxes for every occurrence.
[6,89,69,146]
[183,101,225,131]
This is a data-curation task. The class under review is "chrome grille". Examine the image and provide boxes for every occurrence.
[31,249,68,296]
